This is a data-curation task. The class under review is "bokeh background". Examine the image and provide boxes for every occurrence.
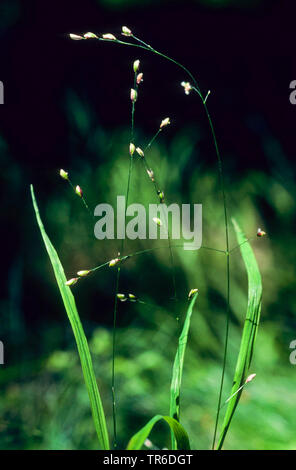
[0,0,296,450]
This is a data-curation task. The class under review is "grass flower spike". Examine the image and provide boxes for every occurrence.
[109,258,120,267]
[102,33,116,40]
[59,169,68,180]
[136,147,144,157]
[130,88,137,102]
[129,143,135,156]
[65,277,79,286]
[75,185,83,197]
[136,73,143,85]
[122,26,132,37]
[77,270,91,277]
[133,60,140,73]
[160,117,170,129]
[181,81,192,95]
[69,33,85,40]
[84,32,98,39]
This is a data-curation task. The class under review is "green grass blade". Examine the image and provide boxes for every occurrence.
[126,414,190,450]
[170,292,198,449]
[30,185,110,450]
[217,218,262,450]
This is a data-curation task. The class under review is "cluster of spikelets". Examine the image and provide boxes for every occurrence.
[63,25,267,296]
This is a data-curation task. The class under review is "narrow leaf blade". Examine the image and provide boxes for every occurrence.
[30,185,110,450]
[217,218,262,449]
[126,414,190,450]
[170,292,198,449]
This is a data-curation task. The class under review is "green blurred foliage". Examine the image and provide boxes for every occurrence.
[1,84,296,450]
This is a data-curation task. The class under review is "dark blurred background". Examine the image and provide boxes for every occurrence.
[0,0,296,450]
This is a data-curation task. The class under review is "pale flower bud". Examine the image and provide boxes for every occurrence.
[65,277,79,286]
[84,32,98,39]
[75,185,83,197]
[157,190,165,203]
[181,81,192,95]
[77,270,91,277]
[133,60,140,73]
[130,88,137,102]
[146,169,154,181]
[128,293,137,302]
[102,33,116,40]
[136,73,143,85]
[245,373,256,383]
[160,117,170,129]
[122,26,132,36]
[59,169,68,180]
[69,34,85,41]
[136,147,144,157]
[129,143,135,156]
[117,293,127,301]
[109,258,120,267]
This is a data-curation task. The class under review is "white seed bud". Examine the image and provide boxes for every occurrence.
[122,26,132,36]
[69,34,85,41]
[65,277,79,286]
[160,117,170,129]
[102,33,116,40]
[75,185,83,197]
[84,32,98,39]
[77,270,91,277]
[133,60,140,73]
[136,147,144,157]
[130,88,137,102]
[59,169,68,180]
[129,143,135,156]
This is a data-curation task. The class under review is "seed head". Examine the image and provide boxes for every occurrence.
[117,293,127,301]
[128,293,137,302]
[84,32,98,39]
[129,143,136,156]
[65,277,79,286]
[77,270,91,277]
[102,33,116,40]
[133,60,140,73]
[181,81,192,95]
[59,169,68,180]
[130,88,137,102]
[245,373,256,383]
[160,117,170,129]
[122,26,132,36]
[136,147,144,157]
[109,258,120,267]
[69,33,85,41]
[157,190,165,203]
[75,185,83,197]
[146,169,154,181]
[136,73,143,85]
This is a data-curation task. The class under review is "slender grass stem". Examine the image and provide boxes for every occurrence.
[111,69,138,449]
[96,34,231,448]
